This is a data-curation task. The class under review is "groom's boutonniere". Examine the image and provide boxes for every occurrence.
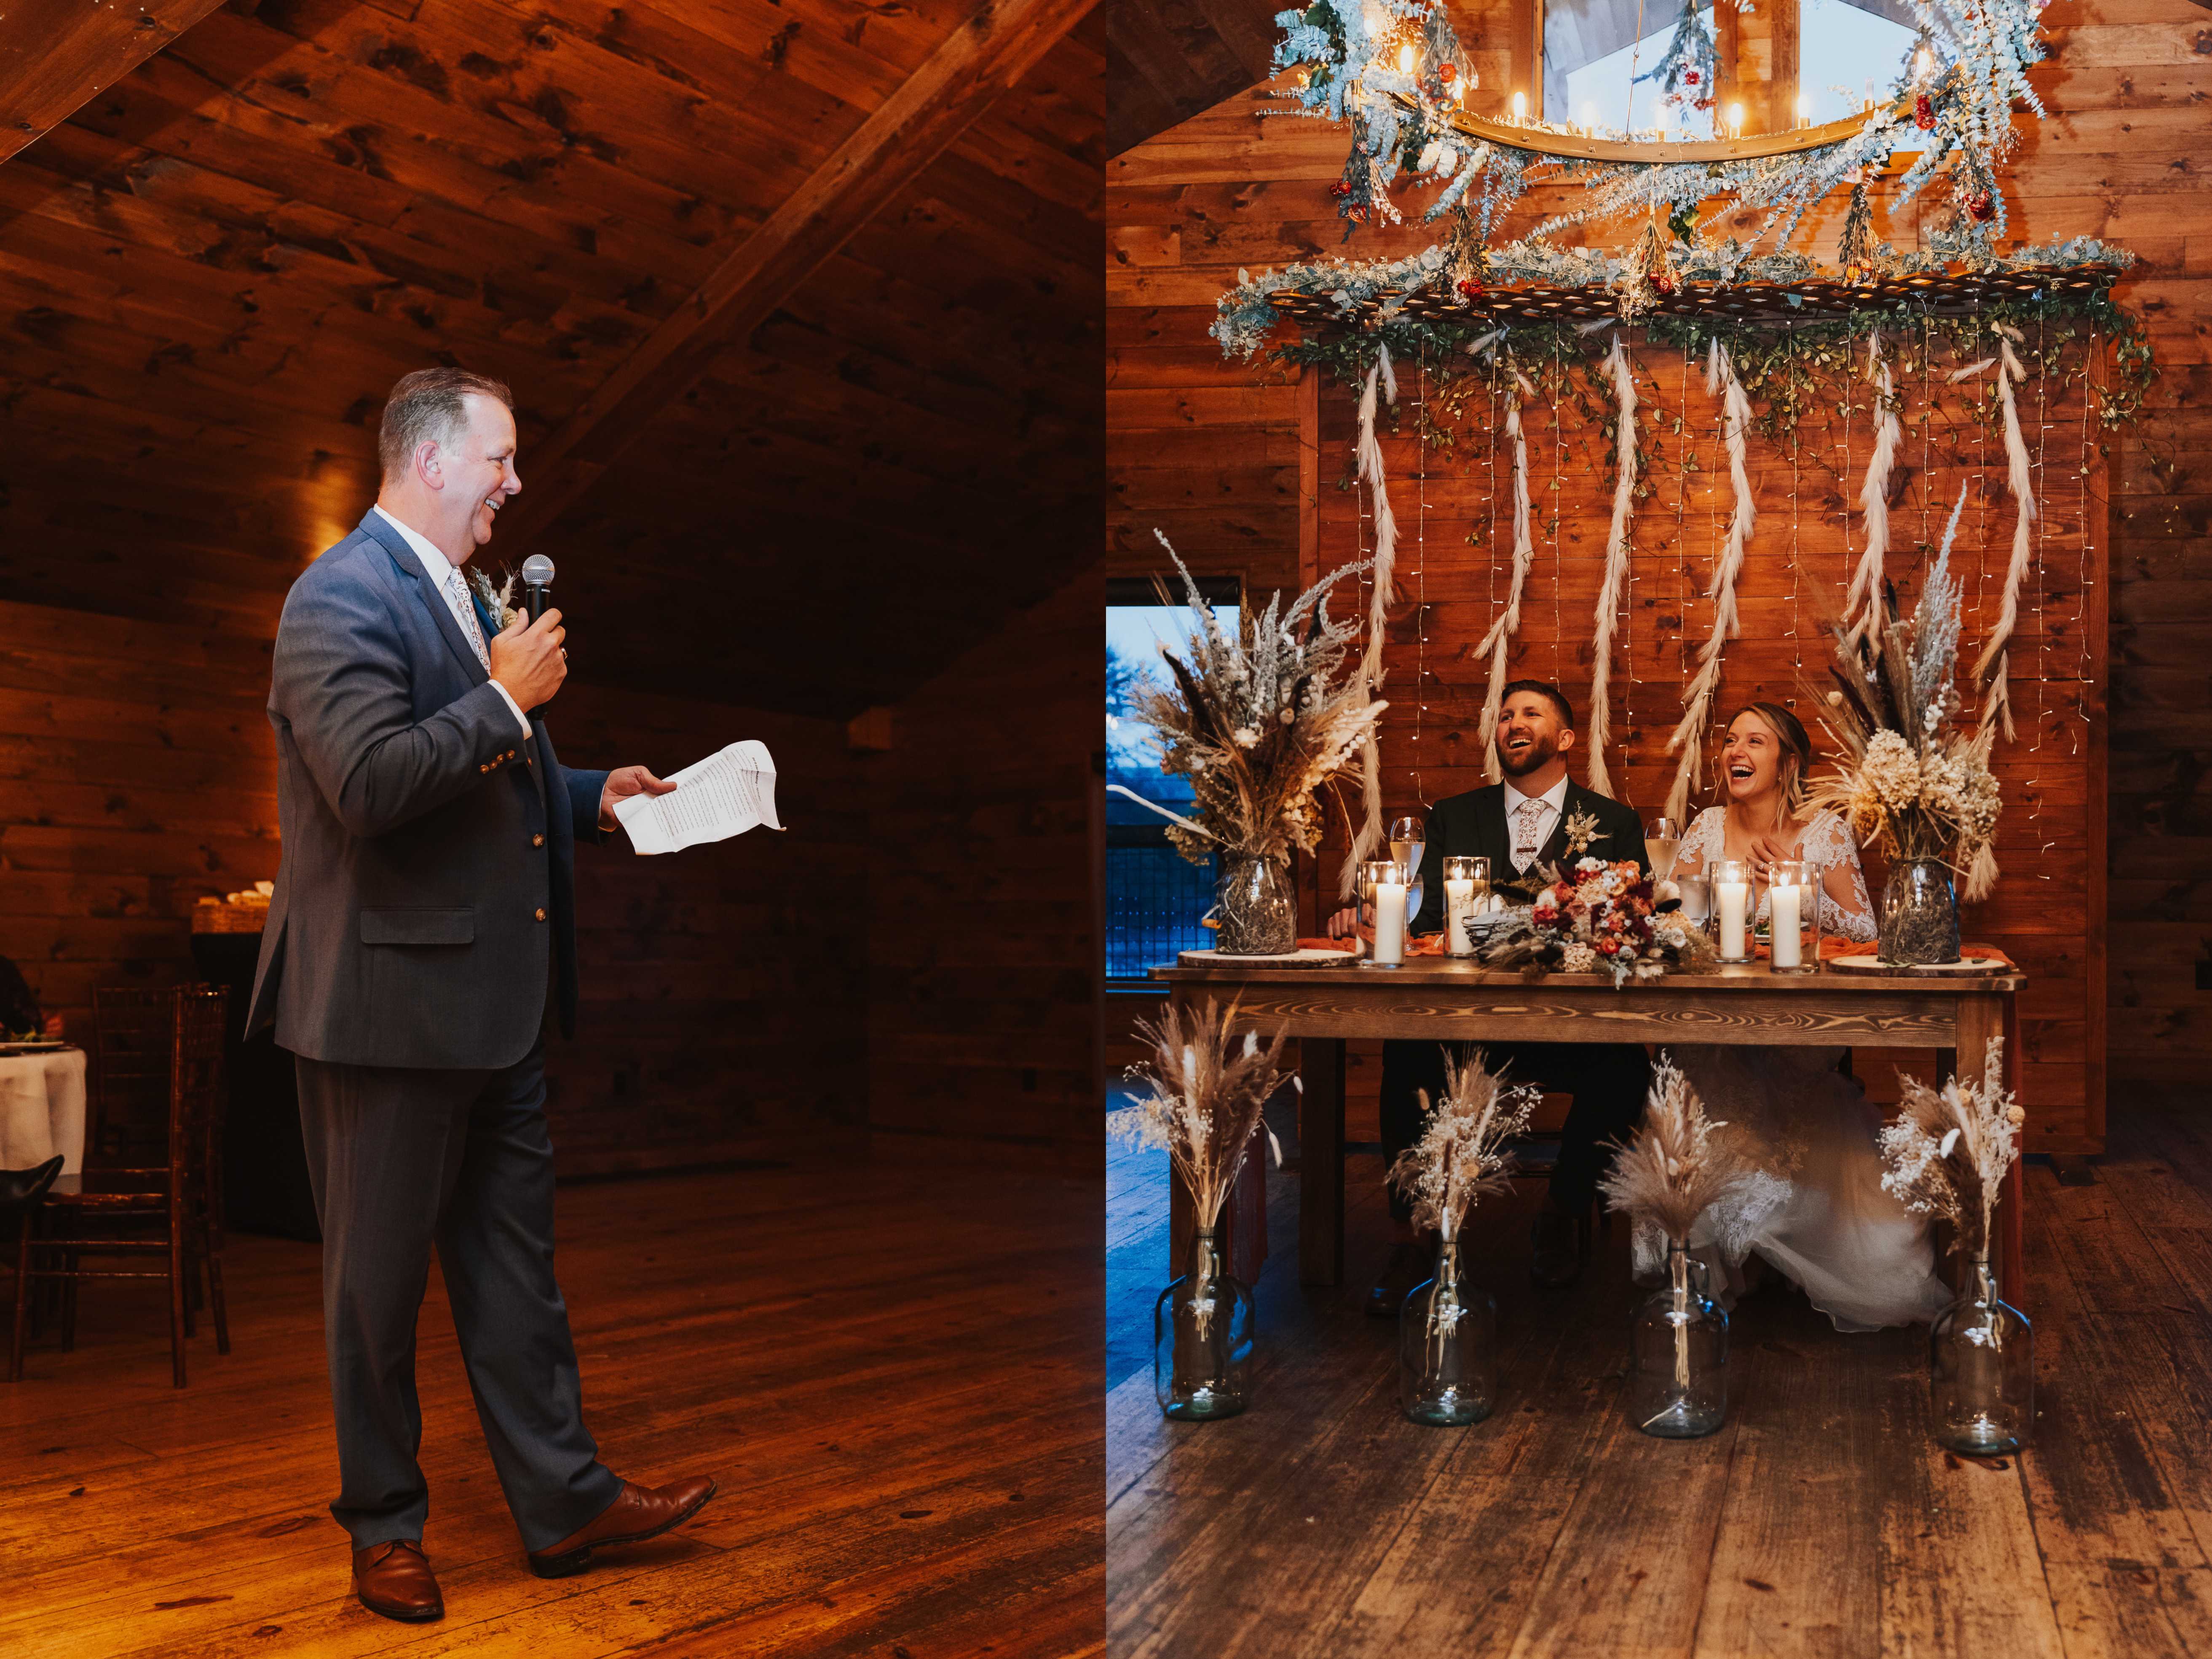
[468,566,520,631]
[1561,808,1603,861]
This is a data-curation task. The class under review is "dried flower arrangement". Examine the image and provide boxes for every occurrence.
[1107,997,1290,1230]
[1386,1050,1542,1244]
[1804,485,2003,903]
[1113,534,1386,865]
[1599,1057,1790,1277]
[1876,1037,2025,1264]
[1475,857,1716,987]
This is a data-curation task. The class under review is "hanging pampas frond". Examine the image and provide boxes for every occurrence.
[1339,347,1401,899]
[1476,363,1537,786]
[1662,338,1756,825]
[1585,334,1638,796]
[1971,329,2038,742]
[1843,328,1903,659]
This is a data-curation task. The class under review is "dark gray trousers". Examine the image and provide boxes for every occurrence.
[294,1036,622,1551]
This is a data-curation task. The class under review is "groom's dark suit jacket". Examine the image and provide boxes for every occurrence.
[1408,777,1649,933]
[246,509,608,1069]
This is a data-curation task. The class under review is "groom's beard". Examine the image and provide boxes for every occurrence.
[1497,732,1559,779]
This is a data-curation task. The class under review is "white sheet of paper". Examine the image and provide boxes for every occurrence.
[612,740,782,855]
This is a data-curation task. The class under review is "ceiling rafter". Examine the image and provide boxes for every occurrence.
[0,0,229,167]
[502,0,1102,551]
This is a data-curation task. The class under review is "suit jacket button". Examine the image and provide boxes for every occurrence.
[534,907,547,922]
[532,833,545,848]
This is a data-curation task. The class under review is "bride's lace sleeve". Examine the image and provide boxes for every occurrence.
[1674,808,1723,876]
[1803,813,1877,942]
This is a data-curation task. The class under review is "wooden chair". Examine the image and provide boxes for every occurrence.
[8,985,231,1386]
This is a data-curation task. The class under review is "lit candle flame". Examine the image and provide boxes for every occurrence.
[1398,41,1415,74]
[1510,89,1526,121]
[1725,102,1744,137]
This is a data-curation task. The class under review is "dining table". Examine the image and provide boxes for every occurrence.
[1149,952,2026,1299]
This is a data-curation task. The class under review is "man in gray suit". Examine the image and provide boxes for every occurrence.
[249,368,714,1623]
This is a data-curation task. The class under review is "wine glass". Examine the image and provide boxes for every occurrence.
[1643,816,1682,882]
[1388,813,1426,931]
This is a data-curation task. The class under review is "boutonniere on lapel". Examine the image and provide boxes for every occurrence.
[466,566,520,631]
[1561,807,1604,860]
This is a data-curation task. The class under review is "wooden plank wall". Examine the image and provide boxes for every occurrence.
[0,594,877,1173]
[1103,0,2212,1152]
[867,567,1104,1172]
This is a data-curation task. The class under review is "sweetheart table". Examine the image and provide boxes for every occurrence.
[1149,956,2026,1300]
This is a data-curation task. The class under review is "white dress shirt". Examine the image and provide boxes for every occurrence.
[372,505,532,739]
[1502,773,1570,873]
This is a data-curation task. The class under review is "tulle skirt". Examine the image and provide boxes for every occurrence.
[1666,1045,1953,1333]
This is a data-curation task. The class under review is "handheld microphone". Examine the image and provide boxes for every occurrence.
[521,554,556,623]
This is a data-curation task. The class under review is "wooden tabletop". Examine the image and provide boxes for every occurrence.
[1151,957,2023,1049]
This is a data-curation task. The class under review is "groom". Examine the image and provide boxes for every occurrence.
[1337,681,1652,1311]
[248,368,713,1622]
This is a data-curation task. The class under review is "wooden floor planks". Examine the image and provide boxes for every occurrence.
[1106,1109,2212,1657]
[2,1162,1103,1658]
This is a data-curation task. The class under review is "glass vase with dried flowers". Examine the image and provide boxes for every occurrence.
[1804,487,2000,965]
[1877,1038,2032,1453]
[1108,997,1290,1421]
[1600,1058,1789,1439]
[1387,1050,1541,1426]
[1109,535,1384,956]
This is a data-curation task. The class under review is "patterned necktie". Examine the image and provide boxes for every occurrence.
[1511,798,1548,872]
[442,566,490,670]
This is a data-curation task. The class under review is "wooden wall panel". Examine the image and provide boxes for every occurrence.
[0,595,874,1175]
[867,568,1103,1170]
[1102,0,2212,1151]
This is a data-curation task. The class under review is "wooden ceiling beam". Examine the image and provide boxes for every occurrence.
[0,0,228,167]
[503,0,1101,551]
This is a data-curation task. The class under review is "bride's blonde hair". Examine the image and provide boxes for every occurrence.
[1721,703,1813,832]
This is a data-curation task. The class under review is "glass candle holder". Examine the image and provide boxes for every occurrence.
[1442,856,1488,957]
[1767,859,1818,974]
[1712,858,1754,963]
[1363,859,1409,968]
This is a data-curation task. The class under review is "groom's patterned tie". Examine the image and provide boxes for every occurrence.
[442,566,491,670]
[1511,798,1548,873]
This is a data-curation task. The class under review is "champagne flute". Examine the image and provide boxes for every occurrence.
[1388,813,1426,931]
[1643,816,1682,882]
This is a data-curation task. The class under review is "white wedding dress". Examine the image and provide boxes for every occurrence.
[1664,808,1952,1332]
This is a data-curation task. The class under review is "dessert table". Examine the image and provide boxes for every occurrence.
[0,1046,88,1174]
[1149,955,2026,1297]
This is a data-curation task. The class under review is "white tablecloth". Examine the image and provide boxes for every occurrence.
[0,1049,88,1174]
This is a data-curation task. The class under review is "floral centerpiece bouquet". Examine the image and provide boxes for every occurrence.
[1473,814,1714,987]
[1112,531,1385,954]
[1805,486,2001,962]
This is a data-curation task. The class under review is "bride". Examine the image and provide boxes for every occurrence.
[1668,702,1952,1332]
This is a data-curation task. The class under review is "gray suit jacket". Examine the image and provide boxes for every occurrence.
[247,510,609,1070]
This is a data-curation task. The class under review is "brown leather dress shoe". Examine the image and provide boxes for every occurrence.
[527,1475,718,1579]
[352,1539,443,1623]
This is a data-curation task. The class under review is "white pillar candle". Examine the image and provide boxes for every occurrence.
[1770,880,1802,969]
[1716,878,1750,960]
[1445,878,1475,955]
[1373,878,1407,965]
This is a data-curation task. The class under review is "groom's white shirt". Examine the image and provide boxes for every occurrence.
[372,504,533,739]
[1502,773,1569,872]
